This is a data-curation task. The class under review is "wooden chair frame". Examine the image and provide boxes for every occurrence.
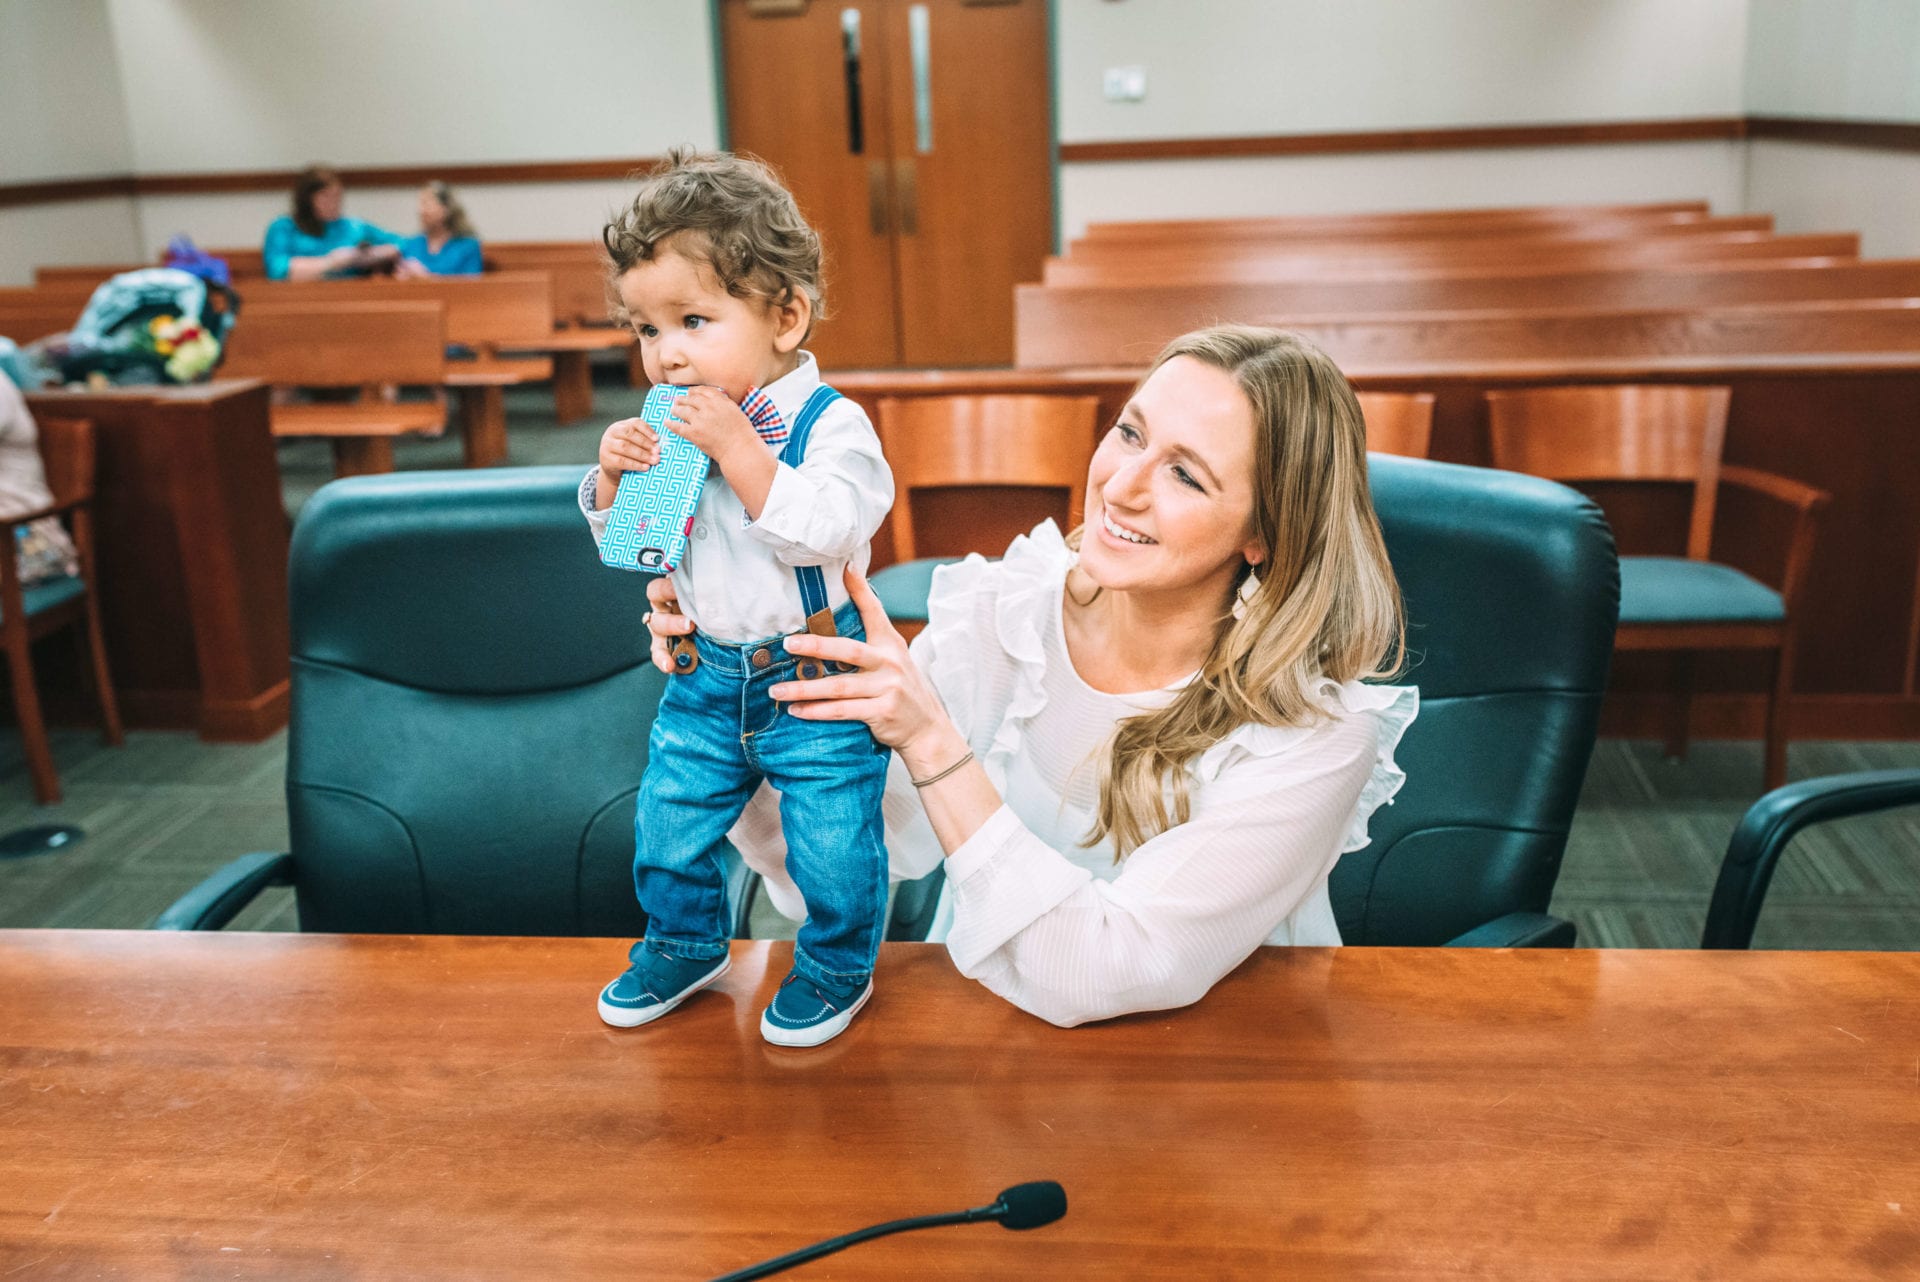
[1486,384,1828,790]
[875,394,1103,563]
[1356,391,1436,459]
[0,417,123,804]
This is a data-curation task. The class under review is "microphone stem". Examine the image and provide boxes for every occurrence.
[710,1207,997,1282]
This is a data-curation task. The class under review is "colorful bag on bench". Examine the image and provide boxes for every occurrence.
[42,267,240,387]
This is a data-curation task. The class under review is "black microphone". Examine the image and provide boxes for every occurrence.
[709,1181,1067,1281]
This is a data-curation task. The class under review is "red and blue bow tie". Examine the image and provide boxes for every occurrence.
[739,387,787,447]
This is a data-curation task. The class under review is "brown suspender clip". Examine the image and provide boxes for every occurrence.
[792,608,840,681]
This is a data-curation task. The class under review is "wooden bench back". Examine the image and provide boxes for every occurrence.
[1070,214,1774,253]
[220,301,447,387]
[1015,260,1920,366]
[242,273,553,347]
[1042,233,1863,286]
[485,245,615,326]
[1025,257,1903,321]
[0,302,83,344]
[1017,298,1920,370]
[1081,200,1712,241]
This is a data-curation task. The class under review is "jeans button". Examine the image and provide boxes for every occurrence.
[751,647,771,669]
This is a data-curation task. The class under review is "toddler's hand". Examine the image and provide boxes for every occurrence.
[645,577,697,675]
[666,386,757,462]
[599,418,661,474]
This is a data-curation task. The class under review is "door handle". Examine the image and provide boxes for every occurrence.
[908,3,933,154]
[894,158,918,235]
[840,7,864,154]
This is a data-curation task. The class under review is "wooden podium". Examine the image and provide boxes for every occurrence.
[25,379,289,739]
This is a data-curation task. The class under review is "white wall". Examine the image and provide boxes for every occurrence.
[1055,0,1752,234]
[1058,0,1750,142]
[1745,0,1920,119]
[1741,0,1920,257]
[104,0,719,252]
[0,0,141,282]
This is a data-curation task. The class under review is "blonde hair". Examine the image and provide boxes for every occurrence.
[1077,326,1405,859]
[601,149,824,334]
[425,180,477,240]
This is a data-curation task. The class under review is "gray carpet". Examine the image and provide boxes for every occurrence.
[0,373,1914,948]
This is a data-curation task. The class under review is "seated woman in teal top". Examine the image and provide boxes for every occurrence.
[395,181,483,277]
[262,167,405,281]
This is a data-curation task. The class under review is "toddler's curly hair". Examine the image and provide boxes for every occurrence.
[602,149,824,333]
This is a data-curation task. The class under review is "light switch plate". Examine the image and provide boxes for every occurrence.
[1103,65,1147,102]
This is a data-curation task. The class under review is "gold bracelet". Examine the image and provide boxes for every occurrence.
[909,748,975,789]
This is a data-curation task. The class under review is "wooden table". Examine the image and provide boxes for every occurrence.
[3,933,1917,1279]
[23,380,290,739]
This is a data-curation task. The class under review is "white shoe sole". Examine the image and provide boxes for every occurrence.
[760,980,873,1047]
[597,956,730,1028]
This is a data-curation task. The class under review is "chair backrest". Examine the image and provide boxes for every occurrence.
[876,394,1101,561]
[32,417,94,506]
[1330,455,1619,944]
[284,467,658,935]
[1356,391,1435,459]
[1485,384,1731,560]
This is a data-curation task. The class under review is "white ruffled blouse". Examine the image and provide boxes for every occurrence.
[729,521,1417,1028]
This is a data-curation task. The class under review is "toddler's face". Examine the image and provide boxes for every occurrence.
[618,245,797,402]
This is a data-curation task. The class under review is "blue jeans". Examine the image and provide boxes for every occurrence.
[634,600,890,990]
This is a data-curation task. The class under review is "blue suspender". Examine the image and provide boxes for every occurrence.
[778,385,845,678]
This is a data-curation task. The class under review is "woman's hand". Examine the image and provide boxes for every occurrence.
[773,565,967,776]
[644,577,696,675]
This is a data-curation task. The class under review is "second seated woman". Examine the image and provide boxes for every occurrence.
[396,181,484,278]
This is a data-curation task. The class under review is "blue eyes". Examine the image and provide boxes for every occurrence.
[685,315,707,330]
[1112,422,1205,492]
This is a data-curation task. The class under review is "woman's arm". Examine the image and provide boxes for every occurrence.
[939,716,1379,1026]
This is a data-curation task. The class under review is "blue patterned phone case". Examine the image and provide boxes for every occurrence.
[600,385,707,574]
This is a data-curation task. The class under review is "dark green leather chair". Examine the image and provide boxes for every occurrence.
[1703,769,1920,949]
[157,467,751,936]
[890,454,1621,946]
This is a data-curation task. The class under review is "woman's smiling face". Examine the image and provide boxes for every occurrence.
[1078,355,1265,599]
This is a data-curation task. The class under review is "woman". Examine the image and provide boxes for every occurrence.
[646,326,1418,1027]
[261,166,404,281]
[396,181,483,278]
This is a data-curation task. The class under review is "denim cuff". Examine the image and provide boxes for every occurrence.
[641,935,729,964]
[790,945,873,994]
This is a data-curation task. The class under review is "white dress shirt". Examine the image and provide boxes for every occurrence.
[581,351,894,643]
[730,521,1419,1027]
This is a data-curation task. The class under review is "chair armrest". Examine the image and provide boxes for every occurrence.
[1716,465,1829,515]
[152,852,295,930]
[1703,769,1920,949]
[1444,911,1576,948]
[0,493,91,533]
[726,854,760,941]
[1714,465,1830,610]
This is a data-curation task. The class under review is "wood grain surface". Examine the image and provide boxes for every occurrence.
[2,933,1917,1279]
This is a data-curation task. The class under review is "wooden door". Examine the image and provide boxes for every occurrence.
[720,0,1053,369]
[719,1,905,369]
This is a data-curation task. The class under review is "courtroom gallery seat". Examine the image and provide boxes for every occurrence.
[892,455,1622,946]
[0,416,123,805]
[156,467,750,936]
[870,393,1101,628]
[1485,384,1829,792]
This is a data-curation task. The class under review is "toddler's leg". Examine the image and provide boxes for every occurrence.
[600,662,759,1029]
[757,711,891,1046]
